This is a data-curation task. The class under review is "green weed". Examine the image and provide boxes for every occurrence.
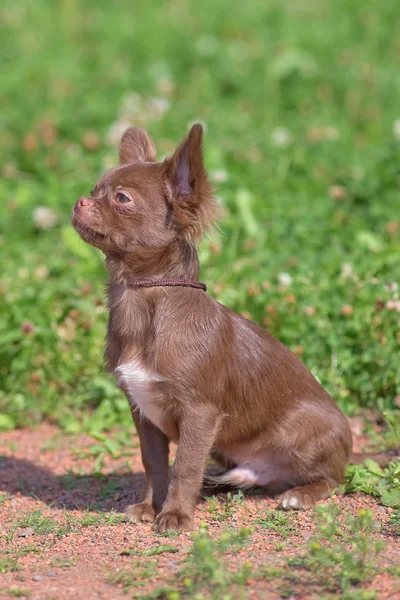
[256,510,297,539]
[107,560,158,592]
[204,490,247,521]
[2,545,41,557]
[79,510,125,527]
[156,525,252,599]
[17,511,57,535]
[0,558,22,574]
[284,505,384,596]
[120,545,179,557]
[388,508,400,535]
[4,588,30,598]
[345,459,400,507]
[51,557,77,568]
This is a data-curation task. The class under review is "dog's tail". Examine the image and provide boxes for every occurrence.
[349,447,400,468]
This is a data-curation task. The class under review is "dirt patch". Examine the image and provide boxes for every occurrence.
[0,423,399,599]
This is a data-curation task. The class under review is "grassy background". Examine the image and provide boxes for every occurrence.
[1,0,400,435]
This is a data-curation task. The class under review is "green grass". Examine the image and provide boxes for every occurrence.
[345,458,400,507]
[17,510,57,535]
[256,510,298,538]
[109,525,253,599]
[3,588,31,598]
[253,505,385,599]
[79,510,125,527]
[388,508,400,535]
[1,0,400,433]
[204,490,248,521]
[285,505,384,597]
[0,557,22,574]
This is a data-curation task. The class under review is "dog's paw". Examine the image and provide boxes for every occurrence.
[278,489,314,511]
[125,502,155,523]
[152,509,193,534]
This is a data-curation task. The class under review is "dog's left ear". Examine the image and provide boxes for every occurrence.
[164,124,215,240]
[119,127,156,164]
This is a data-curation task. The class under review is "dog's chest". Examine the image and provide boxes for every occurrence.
[116,361,166,432]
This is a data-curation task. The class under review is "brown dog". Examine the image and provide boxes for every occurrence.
[72,124,396,533]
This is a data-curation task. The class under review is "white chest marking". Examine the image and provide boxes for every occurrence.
[116,361,166,432]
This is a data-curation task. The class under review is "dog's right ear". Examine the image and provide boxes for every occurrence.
[119,127,157,164]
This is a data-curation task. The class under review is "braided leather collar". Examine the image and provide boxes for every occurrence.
[128,278,207,292]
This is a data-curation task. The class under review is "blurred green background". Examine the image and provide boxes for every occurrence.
[1,0,400,435]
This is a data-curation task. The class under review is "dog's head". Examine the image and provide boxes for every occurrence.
[72,125,216,255]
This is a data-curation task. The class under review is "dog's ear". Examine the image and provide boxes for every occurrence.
[164,124,216,241]
[119,127,157,164]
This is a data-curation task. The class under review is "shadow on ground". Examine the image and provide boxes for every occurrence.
[0,454,147,512]
[0,455,241,513]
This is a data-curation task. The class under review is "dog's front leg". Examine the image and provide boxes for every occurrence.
[126,408,169,523]
[153,405,221,533]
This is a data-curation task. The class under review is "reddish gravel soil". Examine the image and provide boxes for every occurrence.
[0,422,399,599]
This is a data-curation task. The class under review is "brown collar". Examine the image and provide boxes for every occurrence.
[128,278,207,292]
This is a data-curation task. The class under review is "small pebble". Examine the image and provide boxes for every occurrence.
[18,526,35,537]
[32,575,42,582]
[47,571,56,577]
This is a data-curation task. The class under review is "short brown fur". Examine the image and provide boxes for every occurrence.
[72,125,397,532]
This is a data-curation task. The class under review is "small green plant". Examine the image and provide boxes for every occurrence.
[120,545,179,557]
[51,557,77,568]
[17,511,57,535]
[0,493,10,504]
[285,505,384,595]
[165,525,252,599]
[2,545,41,557]
[107,560,158,592]
[388,508,400,535]
[204,490,247,522]
[5,587,31,598]
[55,513,80,538]
[345,459,400,507]
[0,558,22,574]
[117,525,254,599]
[98,478,123,500]
[256,510,297,538]
[79,510,125,527]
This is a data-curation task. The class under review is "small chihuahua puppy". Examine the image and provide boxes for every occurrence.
[72,125,396,533]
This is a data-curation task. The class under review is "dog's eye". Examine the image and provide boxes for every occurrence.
[116,192,131,203]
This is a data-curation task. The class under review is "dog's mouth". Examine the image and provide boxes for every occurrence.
[72,215,108,244]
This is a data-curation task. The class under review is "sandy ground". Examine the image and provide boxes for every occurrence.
[0,422,399,599]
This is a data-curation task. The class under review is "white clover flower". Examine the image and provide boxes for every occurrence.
[121,93,142,117]
[270,127,293,148]
[107,119,132,146]
[33,206,58,230]
[34,265,49,280]
[210,169,228,183]
[278,272,292,287]
[156,76,175,96]
[386,300,400,312]
[148,97,170,119]
[340,262,354,278]
[385,282,398,292]
[324,126,339,141]
[393,120,400,141]
[18,268,29,279]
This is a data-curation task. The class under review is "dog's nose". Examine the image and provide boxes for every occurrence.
[75,196,93,210]
[76,197,93,209]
